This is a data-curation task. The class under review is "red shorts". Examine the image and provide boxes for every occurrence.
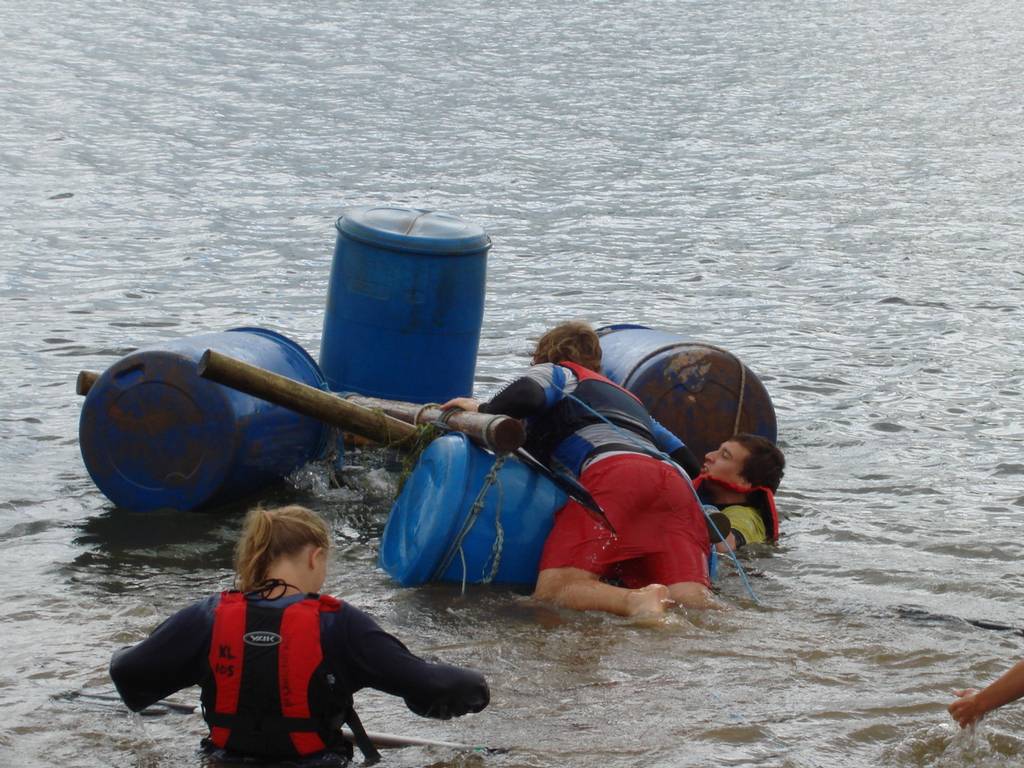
[538,454,710,588]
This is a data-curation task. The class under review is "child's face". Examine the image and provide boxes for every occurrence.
[702,440,751,487]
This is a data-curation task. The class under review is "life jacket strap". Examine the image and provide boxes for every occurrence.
[345,707,381,765]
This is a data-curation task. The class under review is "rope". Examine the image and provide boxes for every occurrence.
[702,505,760,604]
[414,402,441,426]
[733,357,747,435]
[400,404,510,588]
[481,471,505,584]
[432,453,508,592]
[322,427,344,488]
[394,423,443,493]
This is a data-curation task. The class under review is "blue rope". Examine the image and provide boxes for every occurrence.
[562,391,762,605]
[700,499,761,605]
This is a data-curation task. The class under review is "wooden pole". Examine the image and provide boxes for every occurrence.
[197,349,418,447]
[77,370,100,396]
[345,394,525,454]
[340,727,503,753]
[81,359,518,453]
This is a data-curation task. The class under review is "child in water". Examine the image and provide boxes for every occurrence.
[110,505,489,765]
[443,321,716,616]
[948,659,1024,728]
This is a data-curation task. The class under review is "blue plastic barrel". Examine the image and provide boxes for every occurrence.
[380,434,567,586]
[598,325,778,461]
[79,328,330,512]
[319,206,491,403]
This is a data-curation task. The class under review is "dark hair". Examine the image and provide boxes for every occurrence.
[235,505,330,591]
[732,433,785,492]
[532,321,602,371]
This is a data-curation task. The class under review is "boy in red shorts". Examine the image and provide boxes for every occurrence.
[443,321,717,617]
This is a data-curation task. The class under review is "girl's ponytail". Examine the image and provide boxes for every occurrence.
[234,505,330,591]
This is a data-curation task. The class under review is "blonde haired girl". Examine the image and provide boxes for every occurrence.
[111,505,488,764]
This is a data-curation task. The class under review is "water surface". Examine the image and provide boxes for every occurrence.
[2,1,1023,766]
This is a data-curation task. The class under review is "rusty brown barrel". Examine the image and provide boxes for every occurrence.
[597,325,778,461]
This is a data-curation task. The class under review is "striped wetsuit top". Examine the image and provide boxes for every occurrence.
[478,362,694,477]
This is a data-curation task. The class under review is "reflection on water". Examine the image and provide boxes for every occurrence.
[68,508,239,591]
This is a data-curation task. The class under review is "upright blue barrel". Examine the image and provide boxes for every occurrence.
[79,328,330,512]
[598,325,778,461]
[320,207,491,403]
[380,434,567,586]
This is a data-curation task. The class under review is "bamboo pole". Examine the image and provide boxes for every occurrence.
[197,349,418,447]
[80,359,520,453]
[345,394,525,454]
[77,370,100,396]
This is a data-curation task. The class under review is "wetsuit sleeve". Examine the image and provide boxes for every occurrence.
[669,445,700,478]
[109,597,215,712]
[329,605,489,720]
[649,417,701,478]
[478,363,572,418]
[478,377,546,418]
[649,417,682,453]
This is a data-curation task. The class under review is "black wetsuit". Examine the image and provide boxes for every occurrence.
[478,362,701,477]
[110,592,489,761]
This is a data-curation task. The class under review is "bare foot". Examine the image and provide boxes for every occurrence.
[625,584,670,618]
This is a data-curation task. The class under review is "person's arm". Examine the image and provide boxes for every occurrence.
[443,364,570,420]
[331,605,488,719]
[648,418,700,477]
[109,597,215,712]
[714,506,760,552]
[949,659,1024,728]
[715,530,746,553]
[478,377,547,417]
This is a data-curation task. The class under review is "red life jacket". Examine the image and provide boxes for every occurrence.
[201,591,343,758]
[693,474,780,543]
[558,361,645,405]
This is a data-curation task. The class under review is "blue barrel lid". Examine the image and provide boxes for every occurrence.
[336,206,491,256]
[80,351,238,512]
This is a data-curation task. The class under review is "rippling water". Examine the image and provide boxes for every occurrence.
[3,0,1023,766]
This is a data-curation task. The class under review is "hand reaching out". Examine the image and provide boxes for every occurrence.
[948,688,984,728]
